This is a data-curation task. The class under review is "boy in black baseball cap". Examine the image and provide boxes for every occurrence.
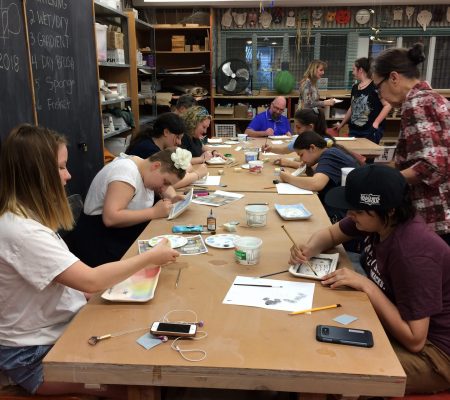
[289,164,450,394]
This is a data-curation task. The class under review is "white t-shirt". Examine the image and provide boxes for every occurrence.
[84,154,155,215]
[0,212,86,346]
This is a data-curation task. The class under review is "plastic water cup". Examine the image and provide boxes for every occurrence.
[234,236,263,265]
[237,134,247,142]
[341,167,355,186]
[248,160,264,173]
[244,151,258,163]
[245,205,269,227]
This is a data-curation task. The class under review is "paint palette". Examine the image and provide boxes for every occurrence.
[205,234,240,249]
[101,267,161,302]
[289,253,339,280]
[145,235,188,249]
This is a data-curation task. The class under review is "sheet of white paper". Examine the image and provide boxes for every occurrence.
[193,175,221,186]
[208,144,232,148]
[334,137,356,141]
[261,152,278,156]
[208,138,222,143]
[223,276,315,312]
[276,183,314,195]
[270,140,284,145]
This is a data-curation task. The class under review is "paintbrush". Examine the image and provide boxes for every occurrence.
[281,225,318,277]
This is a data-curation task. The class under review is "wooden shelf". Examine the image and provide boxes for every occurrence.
[99,62,130,68]
[102,96,131,105]
[154,24,210,29]
[104,126,131,139]
[135,18,153,30]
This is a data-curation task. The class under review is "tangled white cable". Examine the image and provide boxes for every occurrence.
[161,309,208,362]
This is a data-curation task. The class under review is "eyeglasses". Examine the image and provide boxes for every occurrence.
[374,77,388,93]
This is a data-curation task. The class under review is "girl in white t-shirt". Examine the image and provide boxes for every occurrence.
[65,147,192,266]
[0,125,181,397]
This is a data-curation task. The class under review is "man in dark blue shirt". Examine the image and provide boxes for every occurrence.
[245,96,292,137]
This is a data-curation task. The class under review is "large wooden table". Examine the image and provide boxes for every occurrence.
[44,192,406,399]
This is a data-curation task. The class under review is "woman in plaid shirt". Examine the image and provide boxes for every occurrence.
[372,43,450,245]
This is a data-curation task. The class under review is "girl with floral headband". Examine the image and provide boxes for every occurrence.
[181,106,226,164]
[66,147,191,266]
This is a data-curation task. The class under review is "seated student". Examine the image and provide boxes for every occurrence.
[181,106,225,165]
[245,96,292,138]
[126,112,207,187]
[66,147,191,266]
[289,164,450,394]
[279,131,359,223]
[0,124,179,398]
[173,94,197,115]
[263,107,330,169]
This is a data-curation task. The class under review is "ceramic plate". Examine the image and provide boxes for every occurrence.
[146,235,188,249]
[241,163,250,169]
[274,203,312,220]
[101,267,161,302]
[206,156,227,165]
[205,234,240,249]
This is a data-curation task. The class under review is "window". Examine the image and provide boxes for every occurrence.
[319,36,347,89]
[432,36,450,89]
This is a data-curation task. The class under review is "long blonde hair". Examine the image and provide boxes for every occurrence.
[0,124,73,231]
[300,59,327,86]
[182,106,211,137]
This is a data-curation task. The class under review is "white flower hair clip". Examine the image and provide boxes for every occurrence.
[171,148,192,170]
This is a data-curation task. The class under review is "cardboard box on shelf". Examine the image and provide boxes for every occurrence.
[171,35,185,51]
[192,44,200,52]
[234,105,247,119]
[214,106,234,117]
[107,30,124,49]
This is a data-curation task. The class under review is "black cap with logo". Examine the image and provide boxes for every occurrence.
[325,164,407,210]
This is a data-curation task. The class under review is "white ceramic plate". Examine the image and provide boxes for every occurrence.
[206,156,227,165]
[274,203,312,220]
[205,234,240,249]
[146,235,188,249]
[241,163,250,169]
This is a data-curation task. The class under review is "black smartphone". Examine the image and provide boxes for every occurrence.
[316,325,374,348]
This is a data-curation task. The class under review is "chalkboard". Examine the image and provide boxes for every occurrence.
[26,0,103,197]
[0,0,34,140]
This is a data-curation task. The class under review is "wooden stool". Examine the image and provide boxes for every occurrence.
[0,384,99,399]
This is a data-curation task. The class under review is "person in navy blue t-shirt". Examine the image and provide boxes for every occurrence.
[245,96,292,137]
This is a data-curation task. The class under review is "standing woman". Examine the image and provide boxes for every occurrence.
[126,112,207,186]
[372,43,450,244]
[0,125,178,397]
[335,57,391,144]
[181,105,225,164]
[299,60,336,110]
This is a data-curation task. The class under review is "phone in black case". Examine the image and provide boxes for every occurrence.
[316,325,374,348]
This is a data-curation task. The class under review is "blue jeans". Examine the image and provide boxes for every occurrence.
[0,344,52,394]
[350,126,384,144]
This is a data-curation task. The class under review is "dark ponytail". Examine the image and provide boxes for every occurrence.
[354,57,372,78]
[293,108,334,142]
[293,131,360,163]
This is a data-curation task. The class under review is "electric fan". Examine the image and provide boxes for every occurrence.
[216,59,250,95]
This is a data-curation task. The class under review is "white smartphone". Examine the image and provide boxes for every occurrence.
[150,322,197,337]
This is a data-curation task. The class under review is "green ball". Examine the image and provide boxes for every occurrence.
[274,70,296,94]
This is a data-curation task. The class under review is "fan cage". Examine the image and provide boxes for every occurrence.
[214,124,236,137]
